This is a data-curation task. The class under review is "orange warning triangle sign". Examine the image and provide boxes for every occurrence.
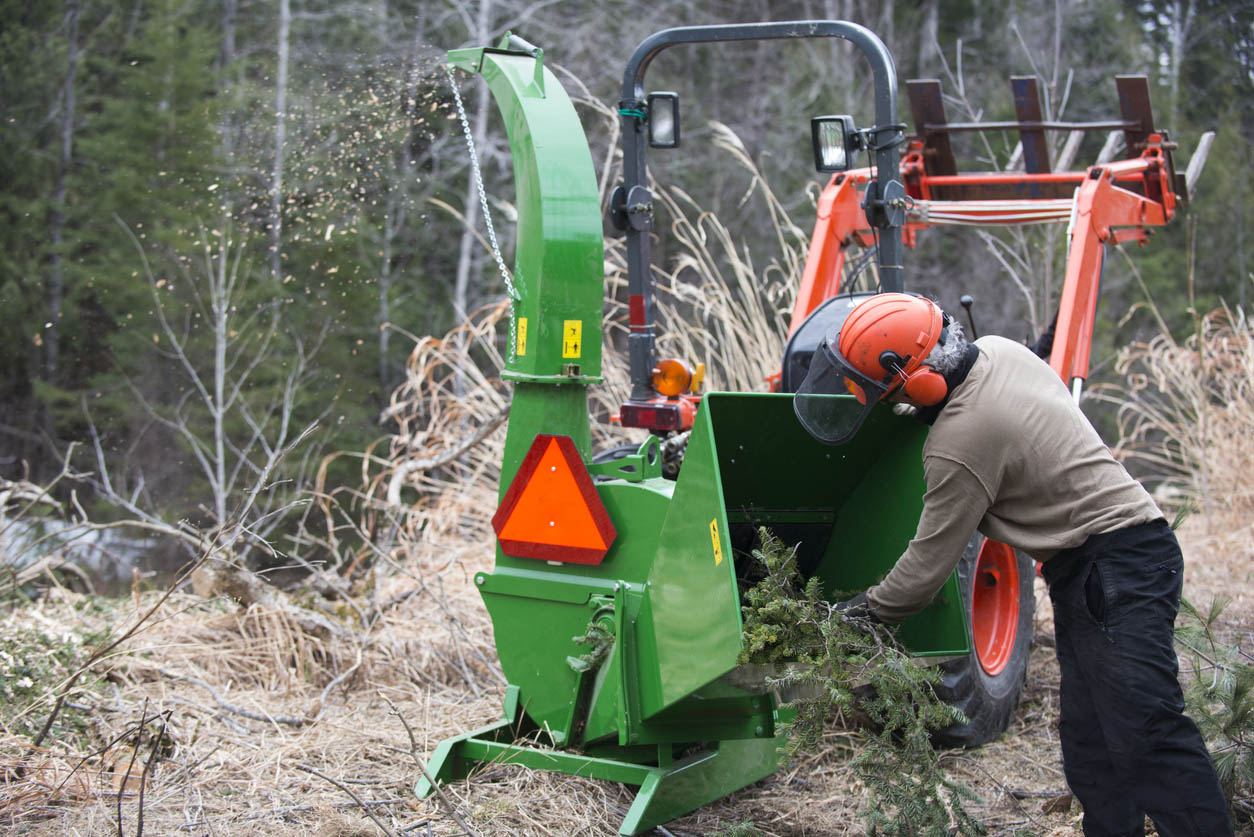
[492,435,616,565]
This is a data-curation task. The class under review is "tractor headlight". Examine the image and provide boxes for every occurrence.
[647,92,680,148]
[811,115,858,172]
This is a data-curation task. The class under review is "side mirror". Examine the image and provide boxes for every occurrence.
[647,92,680,148]
[811,115,859,172]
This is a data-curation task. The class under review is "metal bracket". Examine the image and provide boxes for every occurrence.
[587,436,663,483]
[608,184,629,232]
[625,185,653,231]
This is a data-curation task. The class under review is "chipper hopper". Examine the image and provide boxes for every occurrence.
[418,22,974,835]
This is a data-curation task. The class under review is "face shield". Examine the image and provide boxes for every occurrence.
[792,331,896,445]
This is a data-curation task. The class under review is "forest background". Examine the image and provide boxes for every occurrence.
[2,0,1251,565]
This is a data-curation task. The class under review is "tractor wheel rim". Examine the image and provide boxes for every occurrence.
[971,539,1020,676]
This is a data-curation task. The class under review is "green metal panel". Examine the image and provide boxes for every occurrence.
[616,736,783,836]
[815,413,968,655]
[705,391,968,656]
[480,479,671,739]
[638,402,743,718]
[499,385,595,500]
[633,687,775,745]
[636,392,967,712]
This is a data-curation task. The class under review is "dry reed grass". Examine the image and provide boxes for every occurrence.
[1100,302,1254,643]
[1105,305,1254,525]
[1,580,506,835]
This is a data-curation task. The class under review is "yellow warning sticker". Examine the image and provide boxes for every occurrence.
[516,317,528,356]
[710,519,723,566]
[561,320,582,359]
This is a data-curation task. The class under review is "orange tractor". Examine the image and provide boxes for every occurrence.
[619,66,1209,745]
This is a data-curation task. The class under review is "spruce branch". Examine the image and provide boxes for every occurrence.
[1176,597,1254,813]
[738,527,986,835]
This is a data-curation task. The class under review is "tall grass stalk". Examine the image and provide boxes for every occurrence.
[1100,304,1254,529]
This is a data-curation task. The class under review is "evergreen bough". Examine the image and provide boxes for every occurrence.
[738,527,987,835]
[1176,596,1254,820]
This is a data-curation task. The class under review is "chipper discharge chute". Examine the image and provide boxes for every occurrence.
[418,22,971,835]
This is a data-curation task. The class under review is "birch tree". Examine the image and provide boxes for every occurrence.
[97,222,328,559]
[46,0,81,383]
[270,0,291,282]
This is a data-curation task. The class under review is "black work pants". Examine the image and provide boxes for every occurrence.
[1043,519,1232,837]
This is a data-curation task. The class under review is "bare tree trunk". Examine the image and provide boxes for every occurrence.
[1240,144,1249,309]
[818,0,858,98]
[211,243,230,526]
[46,0,81,382]
[270,0,291,282]
[220,0,236,67]
[917,0,939,76]
[452,0,492,324]
[219,0,237,159]
[1168,0,1195,137]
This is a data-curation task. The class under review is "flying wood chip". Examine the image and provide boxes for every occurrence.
[492,434,616,565]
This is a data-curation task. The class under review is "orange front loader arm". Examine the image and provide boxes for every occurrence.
[788,175,870,335]
[1049,136,1178,388]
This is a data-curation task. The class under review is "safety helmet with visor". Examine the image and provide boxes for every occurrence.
[793,293,951,445]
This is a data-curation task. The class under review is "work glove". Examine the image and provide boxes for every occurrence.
[833,591,879,624]
[892,402,918,418]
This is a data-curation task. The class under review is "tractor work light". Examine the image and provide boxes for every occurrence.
[651,357,692,396]
[647,92,680,148]
[811,114,858,172]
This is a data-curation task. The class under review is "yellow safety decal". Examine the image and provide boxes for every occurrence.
[516,317,528,356]
[710,519,723,566]
[561,320,582,359]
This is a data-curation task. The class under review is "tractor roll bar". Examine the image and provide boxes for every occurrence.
[617,21,906,402]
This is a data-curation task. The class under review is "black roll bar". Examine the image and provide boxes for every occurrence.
[617,21,905,401]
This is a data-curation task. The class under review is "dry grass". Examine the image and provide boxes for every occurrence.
[3,575,1193,836]
[1105,305,1254,527]
[1,570,503,835]
[1100,304,1254,638]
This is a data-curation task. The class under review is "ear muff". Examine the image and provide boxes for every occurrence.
[901,366,948,406]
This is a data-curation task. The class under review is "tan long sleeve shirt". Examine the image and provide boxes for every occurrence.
[865,335,1162,624]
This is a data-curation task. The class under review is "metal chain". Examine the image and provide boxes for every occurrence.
[445,64,518,360]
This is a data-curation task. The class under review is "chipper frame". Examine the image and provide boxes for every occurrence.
[419,22,970,836]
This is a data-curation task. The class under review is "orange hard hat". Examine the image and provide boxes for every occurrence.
[837,292,948,403]
[793,292,950,445]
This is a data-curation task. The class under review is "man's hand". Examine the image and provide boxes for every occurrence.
[833,591,879,623]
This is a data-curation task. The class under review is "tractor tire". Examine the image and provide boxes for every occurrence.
[932,533,1035,748]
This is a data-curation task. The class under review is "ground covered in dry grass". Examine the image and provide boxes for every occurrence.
[2,511,1250,836]
[5,135,1252,836]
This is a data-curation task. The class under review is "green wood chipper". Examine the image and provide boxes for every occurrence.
[417,17,1195,836]
[416,22,969,835]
